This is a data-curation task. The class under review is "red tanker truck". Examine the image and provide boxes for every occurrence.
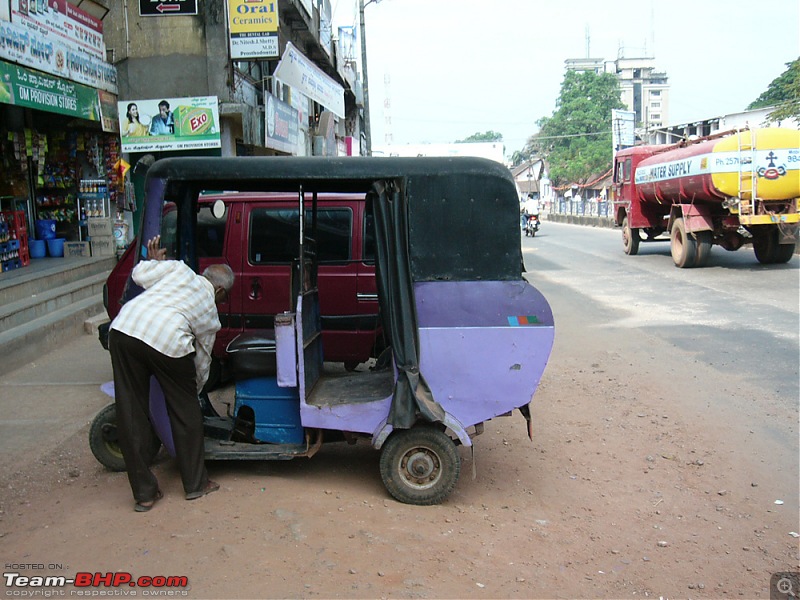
[612,127,799,267]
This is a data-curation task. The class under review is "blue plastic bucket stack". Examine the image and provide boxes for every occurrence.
[29,239,46,259]
[35,219,56,240]
[47,238,65,257]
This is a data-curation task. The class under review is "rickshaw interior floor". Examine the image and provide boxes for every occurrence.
[205,364,394,410]
[306,366,394,407]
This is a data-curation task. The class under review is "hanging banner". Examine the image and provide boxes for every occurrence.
[227,0,279,59]
[118,96,221,153]
[0,59,102,121]
[265,92,299,154]
[273,42,344,118]
[0,19,118,94]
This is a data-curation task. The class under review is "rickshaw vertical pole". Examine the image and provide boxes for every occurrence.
[298,185,304,298]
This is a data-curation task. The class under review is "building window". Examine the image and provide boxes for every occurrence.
[651,90,661,97]
[651,102,661,108]
[651,114,661,121]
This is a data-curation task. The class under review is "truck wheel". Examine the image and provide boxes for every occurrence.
[89,403,161,472]
[773,243,795,264]
[694,231,713,267]
[622,217,640,255]
[379,426,460,505]
[753,230,793,264]
[753,231,776,264]
[670,218,696,268]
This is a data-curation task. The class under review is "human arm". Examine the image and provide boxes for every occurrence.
[146,235,167,260]
[193,329,216,393]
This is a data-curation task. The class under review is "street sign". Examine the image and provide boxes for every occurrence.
[139,0,198,16]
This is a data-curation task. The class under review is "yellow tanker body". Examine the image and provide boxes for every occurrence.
[615,127,799,267]
[711,128,800,202]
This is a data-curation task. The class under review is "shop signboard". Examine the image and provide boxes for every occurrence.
[612,109,636,152]
[0,19,118,94]
[273,42,345,119]
[0,59,102,122]
[227,0,279,60]
[118,96,221,153]
[265,92,299,154]
[98,90,120,133]
[140,0,198,16]
[10,0,106,61]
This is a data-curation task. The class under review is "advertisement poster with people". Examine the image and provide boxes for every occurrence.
[117,96,221,153]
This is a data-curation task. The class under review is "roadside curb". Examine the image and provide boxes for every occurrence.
[544,213,615,229]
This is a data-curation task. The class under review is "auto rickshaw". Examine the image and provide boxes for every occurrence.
[89,156,555,505]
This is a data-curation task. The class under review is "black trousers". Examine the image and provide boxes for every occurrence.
[108,329,208,502]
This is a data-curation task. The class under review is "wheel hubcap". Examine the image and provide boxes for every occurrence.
[400,448,441,488]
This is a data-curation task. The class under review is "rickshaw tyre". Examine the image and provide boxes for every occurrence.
[89,403,161,472]
[379,426,460,506]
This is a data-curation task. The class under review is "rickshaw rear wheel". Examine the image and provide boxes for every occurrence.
[379,427,460,505]
[89,403,161,472]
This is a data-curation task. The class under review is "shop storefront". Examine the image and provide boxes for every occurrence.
[0,1,119,272]
[0,61,121,269]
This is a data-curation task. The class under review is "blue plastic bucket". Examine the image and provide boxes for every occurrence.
[47,237,65,257]
[35,219,56,240]
[29,239,46,258]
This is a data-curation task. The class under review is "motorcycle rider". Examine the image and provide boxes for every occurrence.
[523,193,540,234]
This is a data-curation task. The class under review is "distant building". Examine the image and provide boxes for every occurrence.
[565,55,670,128]
[645,107,799,145]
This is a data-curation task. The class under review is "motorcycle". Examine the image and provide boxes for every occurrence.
[524,214,540,237]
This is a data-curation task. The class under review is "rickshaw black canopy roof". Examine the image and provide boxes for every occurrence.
[146,156,524,282]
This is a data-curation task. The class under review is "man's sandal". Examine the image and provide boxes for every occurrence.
[134,490,163,512]
[186,480,220,501]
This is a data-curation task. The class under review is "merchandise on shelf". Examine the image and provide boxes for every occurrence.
[0,210,28,272]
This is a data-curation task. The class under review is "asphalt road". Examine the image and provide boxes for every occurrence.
[0,220,797,599]
[525,221,800,411]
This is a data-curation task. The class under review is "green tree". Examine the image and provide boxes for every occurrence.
[525,70,624,187]
[747,58,800,123]
[456,130,503,143]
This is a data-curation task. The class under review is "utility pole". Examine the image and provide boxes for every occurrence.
[358,0,374,156]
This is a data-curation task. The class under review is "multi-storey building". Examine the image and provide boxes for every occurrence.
[565,55,670,128]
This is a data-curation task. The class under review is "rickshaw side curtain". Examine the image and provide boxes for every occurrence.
[370,180,445,429]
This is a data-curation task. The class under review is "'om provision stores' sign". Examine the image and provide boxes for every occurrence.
[0,60,102,122]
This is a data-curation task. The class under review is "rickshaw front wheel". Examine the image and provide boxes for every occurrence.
[89,403,161,472]
[379,427,460,505]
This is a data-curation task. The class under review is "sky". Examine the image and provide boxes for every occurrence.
[332,0,800,159]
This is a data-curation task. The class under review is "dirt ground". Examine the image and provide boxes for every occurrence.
[1,282,798,599]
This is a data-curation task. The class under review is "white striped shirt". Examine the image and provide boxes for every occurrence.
[110,260,221,393]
